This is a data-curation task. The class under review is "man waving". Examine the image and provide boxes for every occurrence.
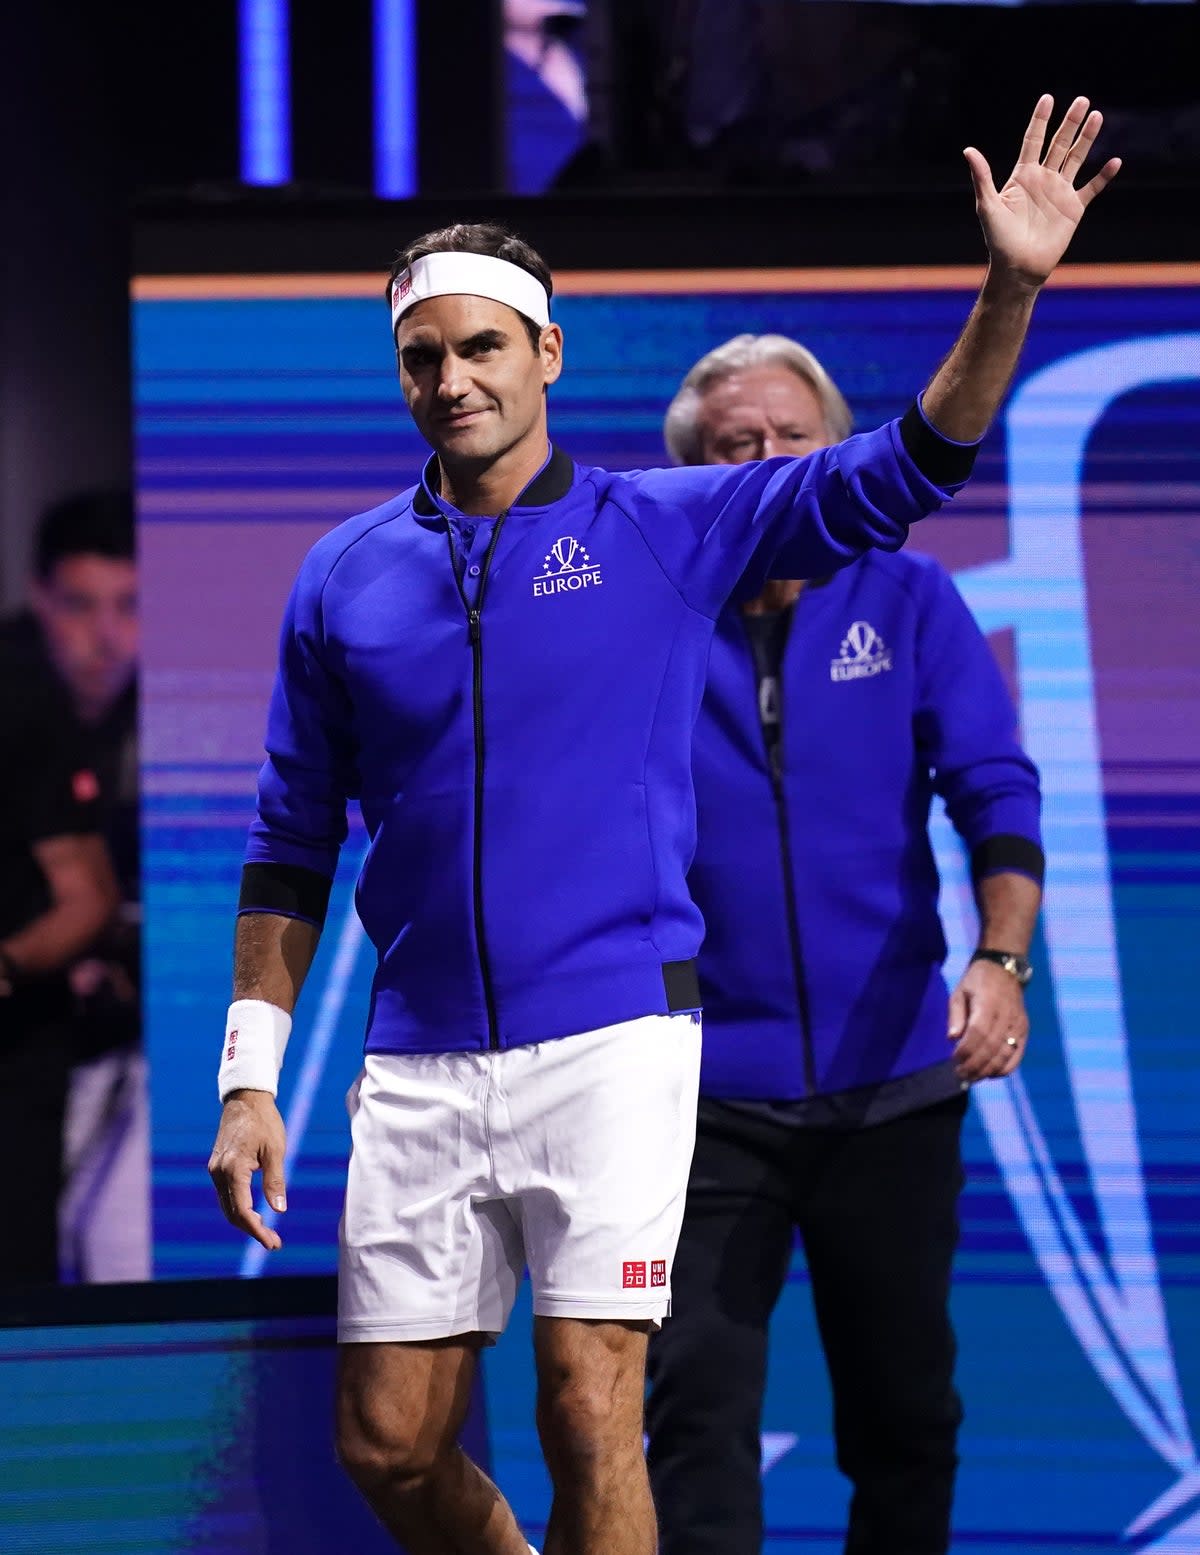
[209,97,1116,1555]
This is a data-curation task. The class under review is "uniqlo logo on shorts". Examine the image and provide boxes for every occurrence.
[622,1260,646,1289]
[650,1260,667,1287]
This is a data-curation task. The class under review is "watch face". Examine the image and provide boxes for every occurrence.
[1007,957,1033,986]
[976,950,1032,985]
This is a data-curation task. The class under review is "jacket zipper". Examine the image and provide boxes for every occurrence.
[744,607,818,1095]
[447,511,509,1050]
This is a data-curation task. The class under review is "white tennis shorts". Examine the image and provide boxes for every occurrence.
[337,1012,702,1343]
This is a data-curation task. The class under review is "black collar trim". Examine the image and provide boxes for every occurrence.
[412,445,574,516]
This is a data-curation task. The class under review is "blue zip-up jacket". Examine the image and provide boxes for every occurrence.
[241,414,976,1056]
[690,549,1043,1103]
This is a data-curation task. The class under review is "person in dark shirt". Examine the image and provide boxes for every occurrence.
[0,686,117,1284]
[0,490,143,1282]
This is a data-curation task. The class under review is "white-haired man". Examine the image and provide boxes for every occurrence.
[645,331,1044,1554]
[209,99,1111,1555]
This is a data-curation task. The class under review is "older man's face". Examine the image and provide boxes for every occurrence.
[696,366,831,465]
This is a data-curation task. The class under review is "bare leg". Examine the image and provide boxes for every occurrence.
[534,1316,655,1555]
[337,1337,530,1555]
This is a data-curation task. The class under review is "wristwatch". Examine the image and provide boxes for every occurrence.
[970,948,1033,987]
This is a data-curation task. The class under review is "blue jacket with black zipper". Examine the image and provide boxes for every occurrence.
[689,548,1043,1117]
[240,410,977,1057]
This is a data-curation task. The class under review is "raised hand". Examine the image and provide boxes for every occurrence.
[964,95,1122,290]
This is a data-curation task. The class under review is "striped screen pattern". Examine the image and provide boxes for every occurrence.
[136,272,1200,1552]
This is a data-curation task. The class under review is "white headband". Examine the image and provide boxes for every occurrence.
[390,252,551,332]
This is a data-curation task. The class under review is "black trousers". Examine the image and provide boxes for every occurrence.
[0,1011,71,1285]
[647,1092,966,1555]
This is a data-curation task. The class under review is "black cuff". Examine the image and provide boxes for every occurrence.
[899,403,979,488]
[662,959,700,1012]
[970,835,1046,889]
[239,862,333,927]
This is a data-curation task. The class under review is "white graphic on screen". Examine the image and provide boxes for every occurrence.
[930,334,1200,1551]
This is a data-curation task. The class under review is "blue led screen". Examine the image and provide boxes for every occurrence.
[136,269,1200,1552]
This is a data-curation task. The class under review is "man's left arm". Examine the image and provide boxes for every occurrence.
[0,835,119,992]
[921,93,1121,443]
[0,727,119,996]
[912,562,1045,1082]
[637,97,1119,617]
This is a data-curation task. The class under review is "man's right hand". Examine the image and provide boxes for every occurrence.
[208,1090,288,1250]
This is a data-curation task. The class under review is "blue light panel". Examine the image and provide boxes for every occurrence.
[239,0,292,186]
[373,0,418,198]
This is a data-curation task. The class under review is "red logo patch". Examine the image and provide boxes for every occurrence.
[650,1260,667,1287]
[392,274,412,308]
[72,768,100,803]
[226,1028,238,1061]
[622,1260,646,1289]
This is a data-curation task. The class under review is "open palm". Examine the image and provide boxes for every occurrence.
[965,95,1122,288]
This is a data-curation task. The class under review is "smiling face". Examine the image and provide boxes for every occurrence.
[694,365,833,465]
[395,294,563,473]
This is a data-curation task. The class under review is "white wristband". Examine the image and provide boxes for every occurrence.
[219,999,292,1102]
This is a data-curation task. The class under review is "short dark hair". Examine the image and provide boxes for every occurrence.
[387,222,553,352]
[34,490,135,581]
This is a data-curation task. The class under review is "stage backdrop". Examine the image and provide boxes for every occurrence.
[136,264,1200,1554]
